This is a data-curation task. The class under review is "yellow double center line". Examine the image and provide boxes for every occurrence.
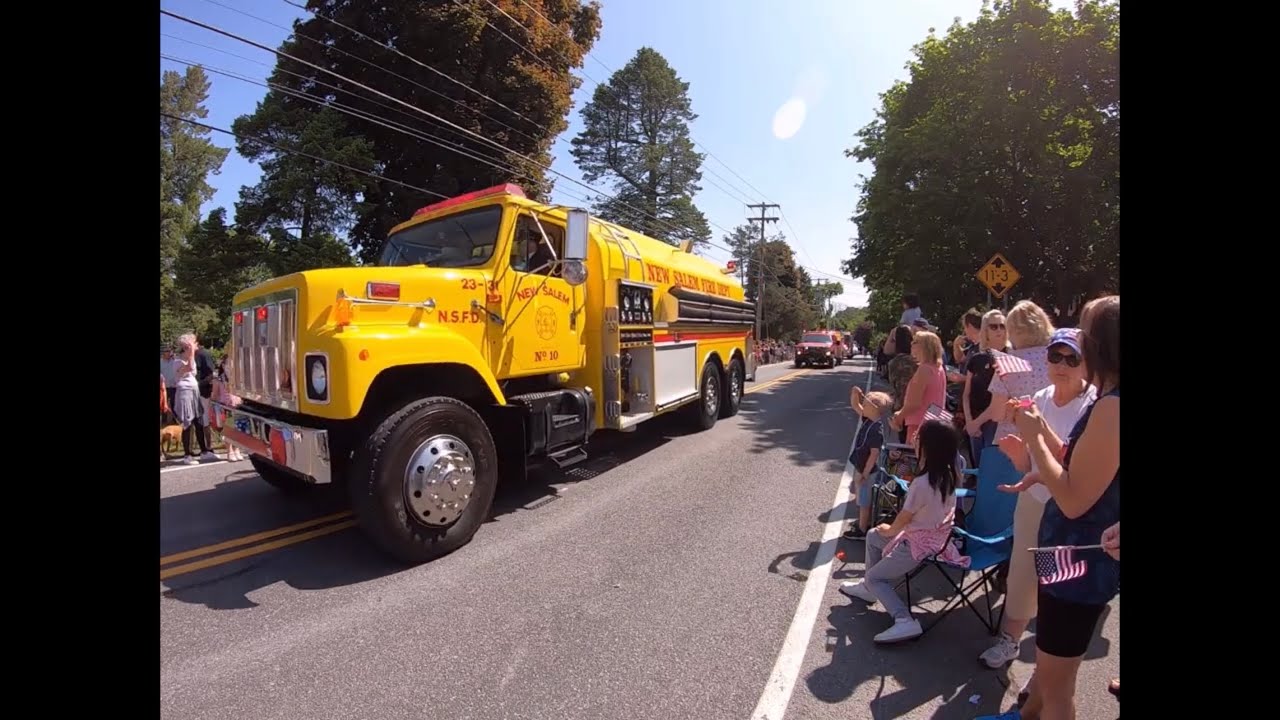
[159,512,356,581]
[159,368,813,583]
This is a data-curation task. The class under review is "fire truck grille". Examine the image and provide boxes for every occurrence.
[230,289,298,410]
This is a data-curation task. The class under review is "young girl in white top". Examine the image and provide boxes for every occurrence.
[839,419,964,644]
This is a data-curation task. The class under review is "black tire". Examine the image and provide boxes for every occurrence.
[348,396,499,565]
[720,357,745,418]
[250,455,313,494]
[691,361,721,430]
[794,360,802,368]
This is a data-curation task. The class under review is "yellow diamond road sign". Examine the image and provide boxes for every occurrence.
[977,253,1021,299]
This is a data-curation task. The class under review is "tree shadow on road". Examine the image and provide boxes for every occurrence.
[736,363,882,474]
[159,413,702,611]
[797,541,1022,718]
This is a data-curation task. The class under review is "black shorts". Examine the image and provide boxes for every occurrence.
[1035,589,1107,658]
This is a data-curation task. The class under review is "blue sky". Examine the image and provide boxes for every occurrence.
[161,0,1070,309]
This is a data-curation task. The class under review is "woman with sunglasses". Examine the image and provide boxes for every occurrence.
[962,310,1013,466]
[978,328,1096,672]
[974,301,1055,657]
[978,296,1121,720]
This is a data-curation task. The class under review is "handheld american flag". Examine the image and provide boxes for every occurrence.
[1034,547,1088,585]
[923,403,953,425]
[990,350,1033,377]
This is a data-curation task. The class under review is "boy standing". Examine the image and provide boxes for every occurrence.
[843,388,894,539]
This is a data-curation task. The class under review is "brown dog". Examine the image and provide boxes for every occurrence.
[161,424,183,458]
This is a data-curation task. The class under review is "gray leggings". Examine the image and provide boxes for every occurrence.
[865,530,924,621]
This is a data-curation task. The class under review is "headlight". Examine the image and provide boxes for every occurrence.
[305,353,329,403]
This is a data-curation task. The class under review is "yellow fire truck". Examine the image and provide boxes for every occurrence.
[220,184,756,564]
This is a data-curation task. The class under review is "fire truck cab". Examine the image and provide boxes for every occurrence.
[219,184,756,564]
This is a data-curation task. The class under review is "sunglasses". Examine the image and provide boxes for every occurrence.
[987,323,1005,330]
[1047,350,1081,368]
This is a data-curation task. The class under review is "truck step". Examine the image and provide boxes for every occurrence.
[548,446,588,469]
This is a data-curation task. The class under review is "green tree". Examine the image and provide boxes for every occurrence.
[239,0,601,263]
[830,305,869,332]
[232,101,372,264]
[160,65,229,344]
[844,0,1119,328]
[809,281,844,325]
[747,238,817,340]
[175,208,275,347]
[571,47,710,247]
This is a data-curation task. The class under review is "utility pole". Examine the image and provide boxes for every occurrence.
[747,203,779,341]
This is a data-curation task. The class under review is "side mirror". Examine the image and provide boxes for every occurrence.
[565,208,590,260]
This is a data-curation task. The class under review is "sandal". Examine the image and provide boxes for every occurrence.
[1108,678,1119,701]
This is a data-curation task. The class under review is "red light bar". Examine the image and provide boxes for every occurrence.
[726,260,736,271]
[367,282,401,300]
[234,311,244,325]
[412,184,525,217]
[255,306,268,322]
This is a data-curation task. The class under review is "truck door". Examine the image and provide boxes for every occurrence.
[490,211,585,377]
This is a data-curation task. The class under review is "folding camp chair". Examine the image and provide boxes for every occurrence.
[898,445,1017,636]
[872,443,972,526]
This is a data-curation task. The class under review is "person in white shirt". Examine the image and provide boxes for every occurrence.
[978,327,1097,671]
[898,292,923,326]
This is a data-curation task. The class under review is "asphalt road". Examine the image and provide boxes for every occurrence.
[159,358,1118,720]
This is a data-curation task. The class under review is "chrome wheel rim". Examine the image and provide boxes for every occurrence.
[704,373,719,415]
[404,434,475,526]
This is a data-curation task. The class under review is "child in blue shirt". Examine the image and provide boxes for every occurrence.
[843,388,893,539]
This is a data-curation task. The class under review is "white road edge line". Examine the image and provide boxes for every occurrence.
[160,459,246,475]
[750,356,874,720]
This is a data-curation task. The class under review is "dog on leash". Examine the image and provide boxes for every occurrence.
[161,424,183,459]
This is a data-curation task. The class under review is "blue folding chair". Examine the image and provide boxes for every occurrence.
[899,445,1017,636]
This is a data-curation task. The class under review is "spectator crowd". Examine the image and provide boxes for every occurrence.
[842,292,1120,720]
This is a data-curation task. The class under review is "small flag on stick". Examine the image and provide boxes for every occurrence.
[1033,546,1088,585]
[991,350,1033,377]
[923,403,953,426]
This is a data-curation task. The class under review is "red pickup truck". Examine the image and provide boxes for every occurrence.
[794,331,843,369]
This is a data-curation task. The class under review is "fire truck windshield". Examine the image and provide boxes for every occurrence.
[379,205,503,268]
[801,333,833,344]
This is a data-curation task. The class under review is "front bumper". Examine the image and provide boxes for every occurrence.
[797,350,833,363]
[217,403,333,484]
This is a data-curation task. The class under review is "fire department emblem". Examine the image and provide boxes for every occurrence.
[535,306,557,340]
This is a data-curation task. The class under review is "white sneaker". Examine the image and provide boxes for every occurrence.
[200,451,219,462]
[979,632,1020,669]
[838,581,877,604]
[182,456,199,465]
[874,617,923,644]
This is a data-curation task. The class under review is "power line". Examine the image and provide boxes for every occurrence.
[160,8,695,242]
[162,7,847,282]
[193,0,543,146]
[162,112,449,201]
[454,3,849,281]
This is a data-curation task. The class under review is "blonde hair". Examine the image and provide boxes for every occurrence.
[176,333,197,350]
[1006,300,1055,349]
[863,391,893,413]
[980,310,1009,351]
[913,331,944,364]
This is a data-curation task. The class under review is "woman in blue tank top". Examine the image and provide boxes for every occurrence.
[975,295,1119,720]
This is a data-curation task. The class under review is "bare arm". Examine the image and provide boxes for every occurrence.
[894,368,928,423]
[1021,396,1119,519]
[879,506,915,537]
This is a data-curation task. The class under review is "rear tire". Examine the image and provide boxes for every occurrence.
[249,455,312,494]
[348,396,499,565]
[691,362,720,431]
[720,357,745,418]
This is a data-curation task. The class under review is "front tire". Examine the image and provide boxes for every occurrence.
[348,396,499,565]
[720,357,745,418]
